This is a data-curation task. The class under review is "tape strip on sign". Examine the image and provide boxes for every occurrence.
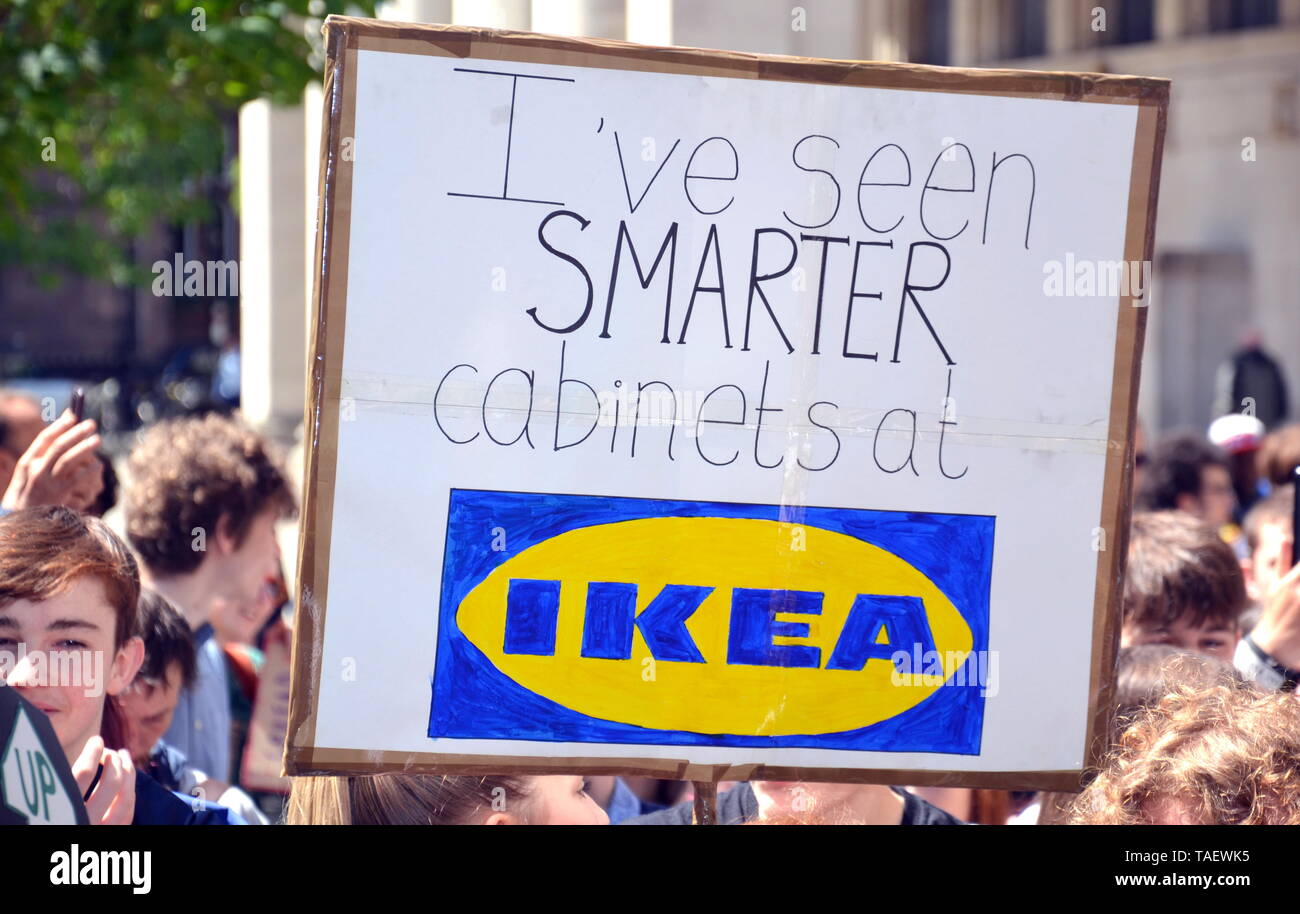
[339,373,1108,456]
[430,489,994,754]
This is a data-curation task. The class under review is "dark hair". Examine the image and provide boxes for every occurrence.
[88,451,118,518]
[1242,483,1294,552]
[125,413,296,575]
[135,589,197,691]
[1137,434,1229,511]
[1123,511,1246,631]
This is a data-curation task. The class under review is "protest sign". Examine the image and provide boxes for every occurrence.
[287,16,1167,789]
[240,623,293,794]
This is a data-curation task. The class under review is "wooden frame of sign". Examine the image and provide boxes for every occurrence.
[286,14,1167,793]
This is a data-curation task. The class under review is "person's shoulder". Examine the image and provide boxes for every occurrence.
[894,787,967,825]
[132,770,241,825]
[145,741,190,792]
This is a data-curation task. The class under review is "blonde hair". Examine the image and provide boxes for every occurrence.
[1069,684,1300,825]
[286,773,535,825]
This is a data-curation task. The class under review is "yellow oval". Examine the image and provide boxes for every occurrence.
[456,516,973,736]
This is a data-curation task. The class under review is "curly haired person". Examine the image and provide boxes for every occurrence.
[1069,683,1300,825]
[124,413,295,784]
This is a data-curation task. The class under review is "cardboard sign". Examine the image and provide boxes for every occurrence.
[240,631,293,793]
[1,689,87,824]
[287,16,1167,789]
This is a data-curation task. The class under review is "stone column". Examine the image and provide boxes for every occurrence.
[452,0,530,28]
[238,100,307,442]
[1046,0,1089,53]
[864,0,909,61]
[1155,0,1211,39]
[627,0,672,45]
[380,0,454,22]
[532,0,625,38]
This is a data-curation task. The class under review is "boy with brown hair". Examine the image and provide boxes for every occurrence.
[1120,511,1246,662]
[0,506,239,824]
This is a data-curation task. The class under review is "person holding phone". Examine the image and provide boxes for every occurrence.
[1236,481,1300,692]
[0,389,103,514]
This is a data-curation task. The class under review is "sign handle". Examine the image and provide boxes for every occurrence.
[692,781,718,825]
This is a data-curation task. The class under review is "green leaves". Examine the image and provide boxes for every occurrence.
[0,0,376,283]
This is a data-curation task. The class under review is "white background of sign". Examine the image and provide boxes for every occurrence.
[313,47,1137,774]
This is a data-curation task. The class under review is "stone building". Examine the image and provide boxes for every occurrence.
[237,0,1300,439]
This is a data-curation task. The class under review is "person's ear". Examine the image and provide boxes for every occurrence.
[1175,493,1200,515]
[106,636,145,697]
[212,513,240,557]
[481,811,523,825]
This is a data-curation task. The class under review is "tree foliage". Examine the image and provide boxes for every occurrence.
[0,0,375,285]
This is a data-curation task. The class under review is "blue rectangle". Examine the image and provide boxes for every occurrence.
[430,489,994,755]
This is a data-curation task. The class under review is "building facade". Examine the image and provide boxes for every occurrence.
[237,0,1300,438]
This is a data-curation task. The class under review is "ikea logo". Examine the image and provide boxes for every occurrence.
[431,490,994,754]
[502,579,939,671]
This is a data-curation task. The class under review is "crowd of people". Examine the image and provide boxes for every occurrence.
[1,383,1298,825]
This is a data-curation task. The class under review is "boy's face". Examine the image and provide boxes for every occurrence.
[1245,520,1292,602]
[0,575,142,761]
[118,660,183,765]
[1120,614,1240,663]
[209,506,282,643]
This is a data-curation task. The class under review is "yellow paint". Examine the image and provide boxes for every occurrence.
[456,516,973,735]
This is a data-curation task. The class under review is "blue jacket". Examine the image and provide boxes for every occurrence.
[132,770,244,825]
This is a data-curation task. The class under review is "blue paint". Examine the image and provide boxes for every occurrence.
[502,579,560,655]
[581,582,637,660]
[430,489,995,755]
[632,585,711,663]
[826,594,935,671]
[727,589,823,668]
[577,582,713,661]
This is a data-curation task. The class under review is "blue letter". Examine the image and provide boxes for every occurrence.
[504,579,560,655]
[635,585,711,662]
[727,589,822,668]
[826,594,934,671]
[581,582,637,659]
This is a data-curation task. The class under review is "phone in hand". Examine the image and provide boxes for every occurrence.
[1291,467,1299,569]
[70,387,85,423]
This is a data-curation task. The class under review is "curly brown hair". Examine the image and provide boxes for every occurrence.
[1068,684,1300,825]
[125,413,296,576]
